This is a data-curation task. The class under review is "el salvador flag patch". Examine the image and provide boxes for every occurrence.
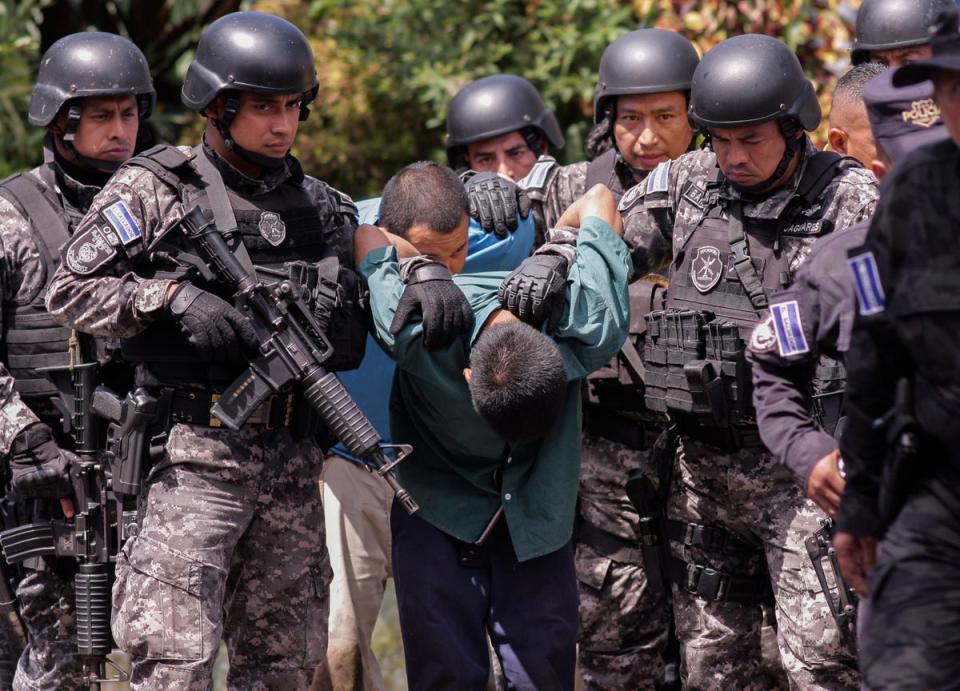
[849,251,886,316]
[101,200,142,246]
[770,300,810,357]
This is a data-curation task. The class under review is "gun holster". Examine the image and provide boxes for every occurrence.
[804,518,857,639]
[625,470,667,594]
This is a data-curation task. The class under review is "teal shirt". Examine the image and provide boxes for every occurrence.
[360,217,630,560]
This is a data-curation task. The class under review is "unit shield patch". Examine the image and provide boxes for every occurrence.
[259,211,286,247]
[690,245,723,293]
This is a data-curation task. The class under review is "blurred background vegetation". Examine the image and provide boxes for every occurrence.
[0,0,859,197]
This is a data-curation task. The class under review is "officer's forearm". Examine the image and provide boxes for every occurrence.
[46,266,173,339]
[0,367,42,456]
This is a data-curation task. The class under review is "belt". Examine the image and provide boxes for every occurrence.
[675,416,763,452]
[168,389,295,429]
[665,554,771,604]
[577,518,641,564]
[663,519,755,554]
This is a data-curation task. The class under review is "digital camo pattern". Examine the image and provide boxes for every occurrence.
[45,149,356,339]
[667,438,859,690]
[13,569,85,691]
[0,174,51,452]
[576,435,671,691]
[541,161,587,229]
[112,423,330,690]
[620,141,879,278]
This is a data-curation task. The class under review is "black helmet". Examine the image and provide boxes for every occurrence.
[688,34,821,132]
[852,0,953,64]
[181,11,319,114]
[445,75,564,166]
[593,29,700,123]
[29,32,155,127]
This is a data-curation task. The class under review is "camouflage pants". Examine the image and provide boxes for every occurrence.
[111,423,330,691]
[667,438,859,690]
[575,435,672,691]
[860,475,960,690]
[12,567,84,691]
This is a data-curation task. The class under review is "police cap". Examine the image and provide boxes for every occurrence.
[864,69,948,161]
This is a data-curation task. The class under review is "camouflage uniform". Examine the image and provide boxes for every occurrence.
[622,140,877,689]
[839,137,960,690]
[46,143,353,689]
[0,158,111,691]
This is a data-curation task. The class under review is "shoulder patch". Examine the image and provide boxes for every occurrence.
[101,200,142,246]
[749,315,777,353]
[646,160,672,194]
[518,156,558,192]
[849,251,886,316]
[62,218,121,275]
[770,300,810,357]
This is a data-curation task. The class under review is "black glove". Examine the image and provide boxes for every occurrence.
[465,172,532,239]
[9,424,72,498]
[497,254,569,332]
[166,282,259,361]
[390,261,475,349]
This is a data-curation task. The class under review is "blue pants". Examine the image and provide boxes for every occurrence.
[391,501,578,691]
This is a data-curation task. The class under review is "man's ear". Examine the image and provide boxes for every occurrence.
[200,95,225,120]
[870,159,888,181]
[48,110,67,136]
[827,127,849,155]
[463,367,472,384]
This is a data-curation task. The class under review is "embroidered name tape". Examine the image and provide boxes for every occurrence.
[849,251,886,316]
[102,200,142,245]
[770,300,809,357]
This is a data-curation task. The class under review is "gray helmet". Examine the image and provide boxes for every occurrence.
[688,34,821,131]
[181,11,319,114]
[445,75,564,166]
[29,32,155,127]
[852,0,953,64]
[593,29,700,123]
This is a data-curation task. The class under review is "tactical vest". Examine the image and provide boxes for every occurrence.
[119,145,347,388]
[644,152,856,428]
[0,167,75,400]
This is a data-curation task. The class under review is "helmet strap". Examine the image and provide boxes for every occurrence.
[58,103,123,174]
[520,127,544,158]
[214,93,287,172]
[731,118,803,196]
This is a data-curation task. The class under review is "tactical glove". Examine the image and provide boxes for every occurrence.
[464,172,532,239]
[9,423,72,498]
[498,254,569,332]
[167,282,259,361]
[390,260,474,349]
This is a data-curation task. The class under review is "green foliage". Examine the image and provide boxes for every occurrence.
[0,0,44,177]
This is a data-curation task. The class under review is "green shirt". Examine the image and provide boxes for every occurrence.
[360,217,630,560]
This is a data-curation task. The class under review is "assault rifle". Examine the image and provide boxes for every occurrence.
[177,205,418,513]
[0,359,160,690]
[804,518,857,644]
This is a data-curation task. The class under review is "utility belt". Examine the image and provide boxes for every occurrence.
[674,414,764,453]
[576,517,641,564]
[167,388,296,430]
[644,309,752,428]
[583,408,663,451]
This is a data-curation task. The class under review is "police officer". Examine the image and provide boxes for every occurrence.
[620,34,877,689]
[539,28,699,229]
[565,28,698,691]
[851,0,954,66]
[446,74,563,238]
[45,12,361,688]
[749,69,946,520]
[0,32,154,690]
[836,8,960,687]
